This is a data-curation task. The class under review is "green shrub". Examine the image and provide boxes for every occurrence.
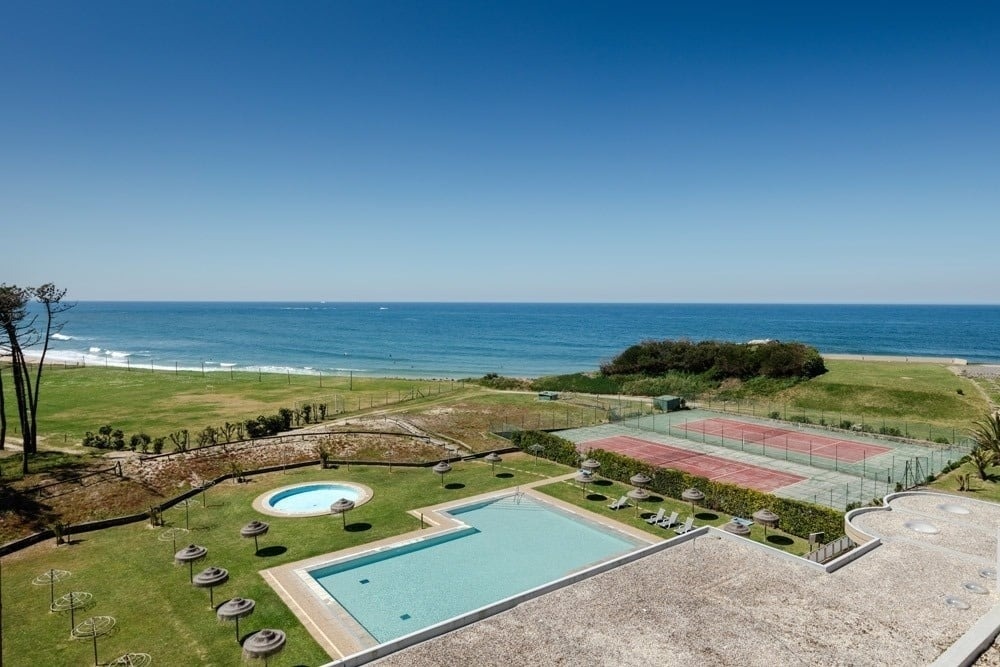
[511,430,844,539]
[530,373,621,394]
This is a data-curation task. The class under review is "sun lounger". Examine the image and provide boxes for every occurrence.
[673,516,695,535]
[608,495,629,510]
[657,511,680,529]
[644,508,666,525]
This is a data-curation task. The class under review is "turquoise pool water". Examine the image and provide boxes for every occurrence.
[268,483,361,514]
[309,495,642,643]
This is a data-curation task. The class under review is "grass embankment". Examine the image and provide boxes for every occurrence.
[1,456,565,667]
[705,360,988,441]
[929,462,1000,502]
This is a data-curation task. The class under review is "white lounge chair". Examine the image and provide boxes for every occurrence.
[608,495,629,510]
[644,508,666,525]
[673,516,695,535]
[657,511,680,529]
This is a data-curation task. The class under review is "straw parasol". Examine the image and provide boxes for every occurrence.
[433,461,452,487]
[33,568,72,609]
[73,615,116,667]
[192,566,229,608]
[629,472,652,488]
[330,498,355,529]
[722,520,751,537]
[240,520,270,553]
[51,591,93,634]
[484,452,503,475]
[217,597,256,643]
[242,628,287,666]
[527,443,545,464]
[574,470,595,497]
[628,487,651,516]
[174,544,208,583]
[681,488,705,511]
[580,458,601,473]
[753,508,780,536]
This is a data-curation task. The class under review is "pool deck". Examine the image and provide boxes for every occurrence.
[260,473,659,661]
[366,491,1000,666]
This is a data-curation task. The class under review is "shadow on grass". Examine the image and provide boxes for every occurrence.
[345,522,372,533]
[444,483,466,490]
[256,545,287,557]
[766,535,794,546]
[585,493,609,502]
[695,512,719,521]
[593,479,613,487]
[496,472,514,479]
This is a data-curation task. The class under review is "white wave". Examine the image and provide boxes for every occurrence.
[89,347,102,353]
[109,350,131,359]
[51,333,73,341]
[219,362,236,368]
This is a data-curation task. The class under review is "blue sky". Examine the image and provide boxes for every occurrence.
[3,2,997,302]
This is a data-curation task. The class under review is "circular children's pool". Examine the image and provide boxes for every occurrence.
[253,482,373,517]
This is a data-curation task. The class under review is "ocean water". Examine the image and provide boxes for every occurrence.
[32,302,1000,379]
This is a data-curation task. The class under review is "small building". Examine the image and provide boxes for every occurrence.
[654,395,683,412]
[537,391,560,401]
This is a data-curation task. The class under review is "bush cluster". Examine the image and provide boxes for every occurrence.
[600,339,826,381]
[511,430,844,540]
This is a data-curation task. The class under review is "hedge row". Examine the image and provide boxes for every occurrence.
[510,430,844,540]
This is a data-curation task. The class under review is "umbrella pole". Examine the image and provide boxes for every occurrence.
[235,617,240,643]
[189,561,194,583]
[254,535,259,553]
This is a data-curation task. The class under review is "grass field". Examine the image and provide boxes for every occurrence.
[0,454,803,666]
[703,360,989,441]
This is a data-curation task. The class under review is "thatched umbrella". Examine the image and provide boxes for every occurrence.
[174,544,208,583]
[217,596,256,643]
[629,472,652,488]
[33,568,72,609]
[51,591,93,633]
[580,458,601,474]
[753,508,780,536]
[433,461,452,487]
[574,470,594,497]
[242,628,287,666]
[681,488,705,511]
[240,520,270,553]
[72,615,116,667]
[158,527,190,553]
[330,498,355,529]
[628,487,651,517]
[109,652,152,666]
[484,452,503,475]
[722,520,751,537]
[192,566,229,608]
[527,443,545,464]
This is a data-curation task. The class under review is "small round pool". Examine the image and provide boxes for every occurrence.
[254,482,373,517]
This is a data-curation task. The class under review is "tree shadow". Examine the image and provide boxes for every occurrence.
[444,482,465,490]
[695,512,719,521]
[255,545,287,557]
[345,522,372,533]
[766,535,794,546]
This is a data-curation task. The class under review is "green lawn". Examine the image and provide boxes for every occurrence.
[535,477,812,555]
[1,365,469,452]
[708,360,989,441]
[0,455,566,667]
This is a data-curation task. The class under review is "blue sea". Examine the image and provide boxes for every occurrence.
[34,302,1000,379]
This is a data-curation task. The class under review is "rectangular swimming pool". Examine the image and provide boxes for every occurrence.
[309,493,644,643]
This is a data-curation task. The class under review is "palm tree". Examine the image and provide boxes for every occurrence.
[972,412,1000,458]
[968,445,994,481]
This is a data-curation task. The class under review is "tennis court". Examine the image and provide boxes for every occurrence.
[680,417,890,463]
[585,434,805,493]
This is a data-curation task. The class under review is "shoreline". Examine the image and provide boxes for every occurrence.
[821,353,968,365]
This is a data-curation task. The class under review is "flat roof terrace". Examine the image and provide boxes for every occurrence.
[366,492,1000,666]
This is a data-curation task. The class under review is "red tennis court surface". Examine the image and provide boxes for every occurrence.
[678,417,890,463]
[585,435,804,493]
